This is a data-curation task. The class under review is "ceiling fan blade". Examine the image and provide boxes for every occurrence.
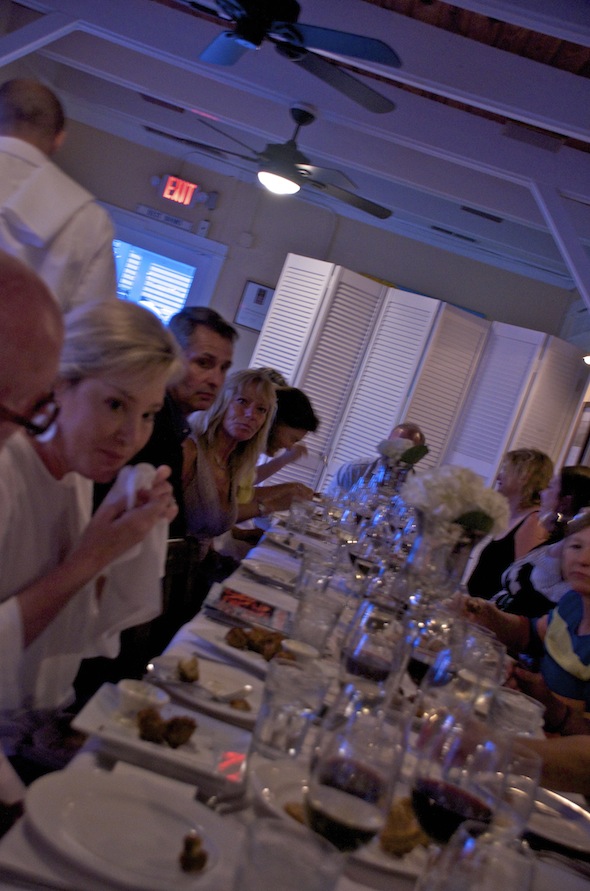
[277,24,401,69]
[144,126,256,162]
[281,48,395,114]
[296,164,356,190]
[199,31,250,65]
[309,181,392,220]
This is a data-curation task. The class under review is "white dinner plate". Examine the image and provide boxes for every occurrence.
[528,788,590,854]
[147,654,263,729]
[72,683,249,797]
[241,558,297,590]
[25,770,233,891]
[248,758,428,879]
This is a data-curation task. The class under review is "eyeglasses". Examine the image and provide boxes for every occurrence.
[0,393,60,436]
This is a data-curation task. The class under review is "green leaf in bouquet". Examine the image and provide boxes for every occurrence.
[456,509,494,536]
[400,444,429,466]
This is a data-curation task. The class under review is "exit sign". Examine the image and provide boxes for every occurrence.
[159,174,200,207]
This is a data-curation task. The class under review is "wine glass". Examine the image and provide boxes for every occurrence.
[305,700,406,853]
[410,709,508,846]
[339,598,409,697]
[414,820,537,891]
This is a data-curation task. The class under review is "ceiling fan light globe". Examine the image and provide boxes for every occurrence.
[257,170,300,195]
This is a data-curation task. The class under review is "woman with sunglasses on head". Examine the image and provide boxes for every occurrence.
[0,299,182,778]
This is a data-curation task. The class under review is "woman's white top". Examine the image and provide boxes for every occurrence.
[0,433,167,711]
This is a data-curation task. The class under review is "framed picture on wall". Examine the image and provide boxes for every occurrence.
[234,280,275,331]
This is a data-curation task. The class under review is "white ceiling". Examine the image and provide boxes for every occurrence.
[1,0,589,303]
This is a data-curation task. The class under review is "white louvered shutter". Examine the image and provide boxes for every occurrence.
[249,254,335,383]
[251,256,386,489]
[509,336,587,461]
[444,323,544,482]
[401,306,490,470]
[318,288,441,490]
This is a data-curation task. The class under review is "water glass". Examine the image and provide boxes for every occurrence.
[291,555,345,653]
[232,818,343,891]
[487,687,545,737]
[249,657,329,760]
[414,822,536,891]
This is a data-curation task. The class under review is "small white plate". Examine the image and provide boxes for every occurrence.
[148,654,263,728]
[25,770,232,890]
[72,683,249,796]
[528,788,590,854]
[191,619,277,678]
[249,758,428,879]
[265,530,304,555]
[241,559,297,590]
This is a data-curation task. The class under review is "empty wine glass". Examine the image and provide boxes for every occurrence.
[414,820,536,891]
[305,699,405,852]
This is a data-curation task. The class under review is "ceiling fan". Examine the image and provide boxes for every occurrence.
[145,103,393,219]
[172,0,401,114]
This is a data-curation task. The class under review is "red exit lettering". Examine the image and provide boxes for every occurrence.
[160,175,199,206]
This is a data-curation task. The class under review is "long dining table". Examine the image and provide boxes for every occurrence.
[0,521,590,890]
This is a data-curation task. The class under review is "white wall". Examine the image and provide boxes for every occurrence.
[57,121,575,371]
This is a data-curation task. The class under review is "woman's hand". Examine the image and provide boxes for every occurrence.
[74,465,177,574]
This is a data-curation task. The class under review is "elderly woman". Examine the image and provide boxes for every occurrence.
[467,448,553,600]
[465,509,590,715]
[182,368,277,565]
[0,299,181,768]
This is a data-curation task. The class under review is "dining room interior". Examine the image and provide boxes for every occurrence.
[3,3,590,888]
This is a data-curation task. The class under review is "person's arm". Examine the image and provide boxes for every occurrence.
[523,736,590,796]
[513,512,548,561]
[255,443,308,483]
[235,482,314,522]
[17,467,176,647]
[462,597,531,651]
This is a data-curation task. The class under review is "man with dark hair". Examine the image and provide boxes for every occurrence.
[0,78,116,311]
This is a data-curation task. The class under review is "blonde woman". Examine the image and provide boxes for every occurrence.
[0,299,182,757]
[182,368,277,561]
[467,448,553,600]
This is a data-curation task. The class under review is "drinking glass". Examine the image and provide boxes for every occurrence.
[305,700,405,852]
[339,598,409,697]
[414,821,536,891]
[492,742,542,842]
[232,818,343,891]
[410,709,508,846]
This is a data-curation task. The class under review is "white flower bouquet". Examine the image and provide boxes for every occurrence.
[376,437,429,467]
[401,465,509,538]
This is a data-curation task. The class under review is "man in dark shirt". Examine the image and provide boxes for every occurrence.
[132,307,237,536]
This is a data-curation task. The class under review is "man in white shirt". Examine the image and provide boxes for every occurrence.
[0,78,116,312]
[327,421,426,493]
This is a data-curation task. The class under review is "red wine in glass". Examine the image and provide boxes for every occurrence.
[306,758,386,852]
[411,778,492,844]
[406,652,435,685]
[342,648,391,684]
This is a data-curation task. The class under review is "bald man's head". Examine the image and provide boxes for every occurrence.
[0,252,63,448]
[0,79,66,156]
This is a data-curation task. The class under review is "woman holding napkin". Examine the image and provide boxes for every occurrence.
[0,299,182,775]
